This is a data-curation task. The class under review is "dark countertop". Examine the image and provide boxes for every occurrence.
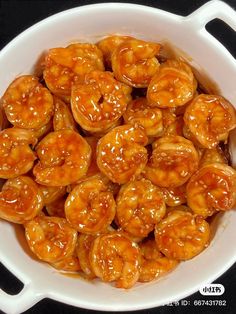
[0,0,236,313]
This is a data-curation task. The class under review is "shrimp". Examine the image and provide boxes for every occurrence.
[160,184,187,207]
[97,35,132,68]
[89,232,141,288]
[199,146,228,167]
[154,109,184,137]
[147,60,197,108]
[144,136,199,187]
[43,43,104,102]
[77,234,97,279]
[116,178,166,237]
[116,228,144,244]
[84,118,122,139]
[97,124,148,184]
[72,137,121,192]
[71,70,132,133]
[139,239,178,282]
[165,205,192,215]
[0,128,37,179]
[29,119,53,141]
[84,137,100,177]
[1,75,54,129]
[69,137,100,187]
[163,116,184,137]
[184,94,236,148]
[174,102,189,116]
[45,195,66,218]
[65,177,116,234]
[186,163,236,217]
[161,108,176,125]
[39,185,66,205]
[0,176,44,224]
[182,124,203,147]
[53,97,77,131]
[68,172,119,196]
[51,254,81,272]
[111,38,161,88]
[33,130,91,186]
[76,226,115,278]
[51,244,81,272]
[155,210,210,260]
[25,216,78,263]
[123,97,163,137]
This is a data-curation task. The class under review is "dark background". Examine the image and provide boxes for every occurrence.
[0,0,236,313]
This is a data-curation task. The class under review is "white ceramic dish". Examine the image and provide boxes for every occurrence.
[0,1,236,313]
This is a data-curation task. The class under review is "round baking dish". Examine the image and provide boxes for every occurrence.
[0,1,236,313]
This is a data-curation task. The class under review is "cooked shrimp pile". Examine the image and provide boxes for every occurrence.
[0,35,236,289]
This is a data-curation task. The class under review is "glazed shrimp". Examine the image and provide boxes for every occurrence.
[71,70,132,133]
[111,38,161,88]
[77,234,97,279]
[199,146,228,167]
[51,245,81,272]
[39,185,66,205]
[28,119,53,141]
[97,124,148,184]
[0,176,43,224]
[158,108,176,136]
[73,137,120,190]
[161,108,175,126]
[45,195,66,218]
[65,177,116,234]
[97,35,132,68]
[147,60,197,108]
[85,118,122,139]
[123,97,163,137]
[25,216,78,263]
[90,232,141,288]
[182,124,203,147]
[33,130,91,186]
[1,75,54,129]
[0,128,37,179]
[43,43,104,101]
[160,184,187,207]
[70,137,100,185]
[68,172,119,197]
[84,137,100,177]
[163,116,184,137]
[51,254,81,272]
[116,229,144,244]
[184,94,236,148]
[186,163,236,217]
[155,210,210,260]
[53,97,77,131]
[156,109,184,137]
[116,178,166,237]
[144,136,199,187]
[139,239,178,282]
[165,205,192,215]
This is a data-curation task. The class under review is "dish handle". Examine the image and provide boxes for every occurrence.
[185,0,236,31]
[0,283,44,314]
